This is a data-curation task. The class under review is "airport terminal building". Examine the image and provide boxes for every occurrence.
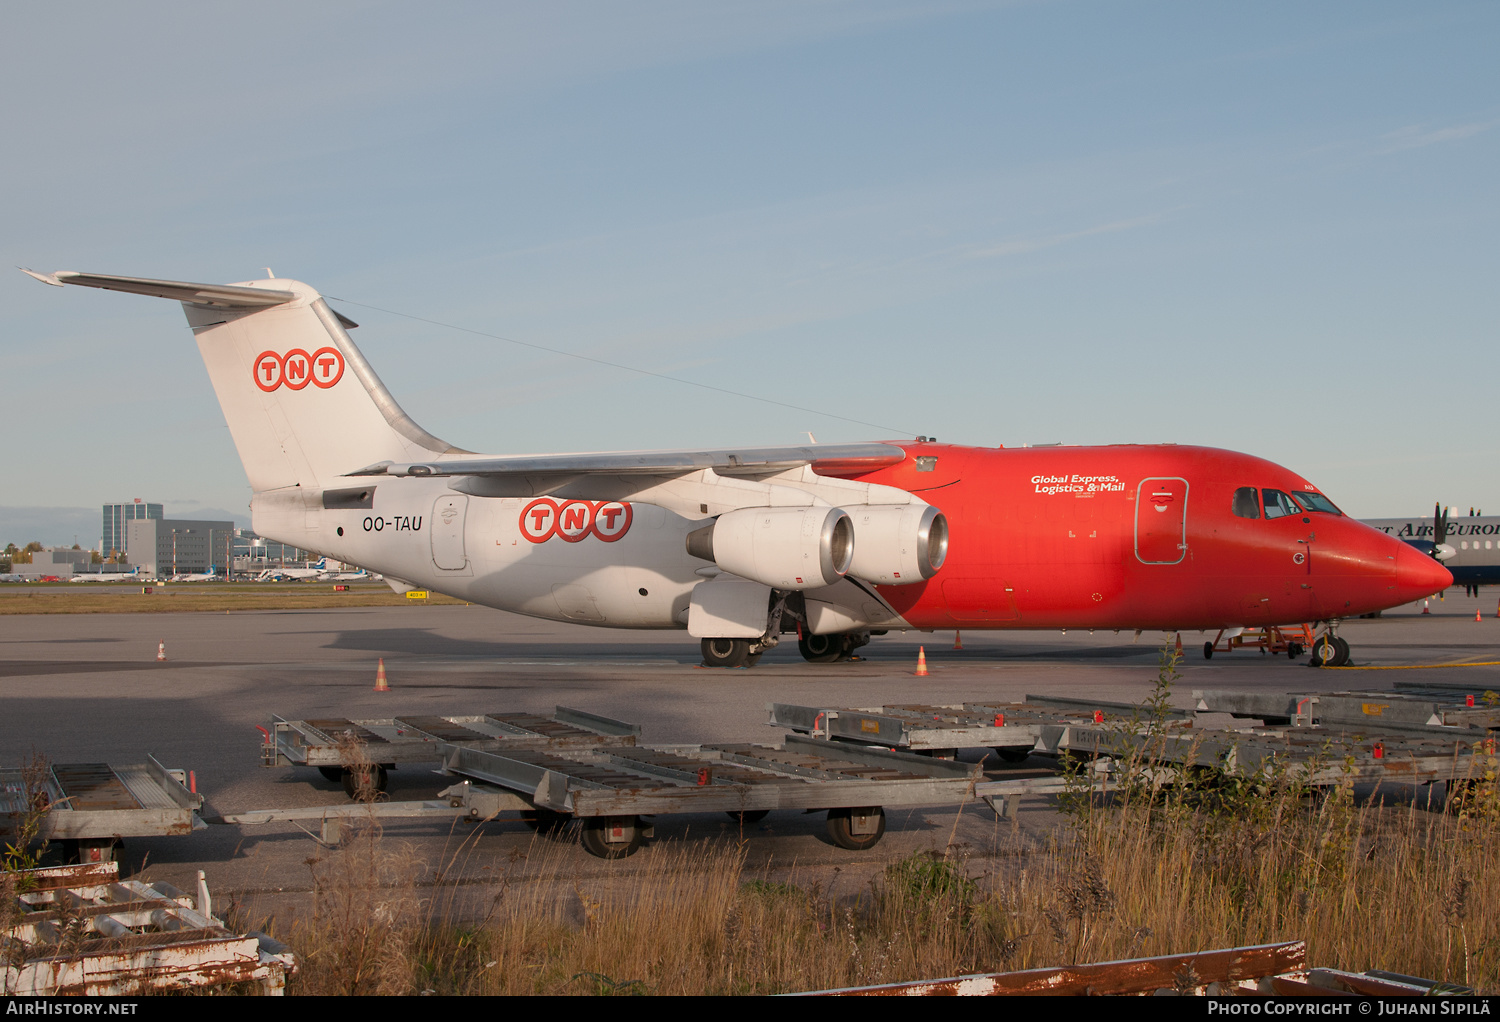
[102,500,162,561]
[126,519,235,577]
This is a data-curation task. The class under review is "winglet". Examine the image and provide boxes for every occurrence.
[19,267,64,286]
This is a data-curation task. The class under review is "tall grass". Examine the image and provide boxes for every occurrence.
[271,650,1500,994]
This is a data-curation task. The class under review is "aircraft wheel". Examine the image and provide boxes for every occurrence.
[1203,642,1214,660]
[579,816,644,859]
[826,806,886,850]
[1310,635,1349,668]
[745,652,763,668]
[342,764,388,800]
[994,747,1032,764]
[317,767,343,783]
[701,637,750,668]
[798,632,845,664]
[1332,636,1351,665]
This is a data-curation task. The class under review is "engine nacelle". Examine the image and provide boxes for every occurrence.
[844,504,948,585]
[688,507,852,590]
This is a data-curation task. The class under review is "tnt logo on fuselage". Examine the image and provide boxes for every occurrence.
[521,498,632,543]
[254,348,346,392]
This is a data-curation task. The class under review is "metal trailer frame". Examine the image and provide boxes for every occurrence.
[0,755,203,861]
[260,706,641,795]
[437,734,982,857]
[802,939,1469,996]
[1194,688,1500,730]
[768,697,1192,756]
[1203,623,1315,659]
[3,861,296,995]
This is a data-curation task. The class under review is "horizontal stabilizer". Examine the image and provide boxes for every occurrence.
[349,443,907,480]
[20,269,296,309]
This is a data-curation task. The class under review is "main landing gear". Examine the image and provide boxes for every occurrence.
[797,631,870,664]
[699,637,766,669]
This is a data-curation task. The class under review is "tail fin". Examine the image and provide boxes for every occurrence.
[27,270,464,493]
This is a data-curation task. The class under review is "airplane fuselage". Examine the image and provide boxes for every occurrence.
[267,442,1445,633]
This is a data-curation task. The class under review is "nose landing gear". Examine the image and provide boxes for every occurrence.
[1309,633,1350,668]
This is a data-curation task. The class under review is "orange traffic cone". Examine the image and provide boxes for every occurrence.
[914,646,929,677]
[156,640,166,662]
[1477,608,1484,623]
[374,658,389,692]
[1494,599,1499,619]
[1422,600,1430,614]
[1174,633,1183,657]
[953,630,963,651]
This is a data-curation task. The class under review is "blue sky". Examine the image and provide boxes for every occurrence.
[4,1,1497,546]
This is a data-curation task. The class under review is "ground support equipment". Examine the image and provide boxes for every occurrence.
[1203,623,1314,659]
[260,705,640,796]
[1196,687,1500,730]
[769,697,1192,760]
[437,734,981,858]
[805,939,1467,996]
[0,755,203,862]
[2,861,296,995]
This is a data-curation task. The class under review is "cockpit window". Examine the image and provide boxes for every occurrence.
[1262,489,1300,520]
[1291,491,1343,516]
[1232,487,1260,519]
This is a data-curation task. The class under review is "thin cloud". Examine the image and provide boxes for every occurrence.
[1376,119,1497,154]
[967,213,1168,260]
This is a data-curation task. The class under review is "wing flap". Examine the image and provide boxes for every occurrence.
[349,443,906,480]
[24,270,296,308]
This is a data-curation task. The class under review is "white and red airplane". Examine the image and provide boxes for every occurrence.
[26,270,1451,667]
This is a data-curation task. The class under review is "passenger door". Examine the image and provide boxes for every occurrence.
[1135,478,1188,564]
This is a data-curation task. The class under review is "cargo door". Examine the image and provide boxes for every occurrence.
[431,494,469,570]
[1135,478,1188,564]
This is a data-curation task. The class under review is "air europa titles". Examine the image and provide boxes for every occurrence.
[1031,474,1125,495]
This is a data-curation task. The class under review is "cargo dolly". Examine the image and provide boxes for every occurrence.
[0,756,203,863]
[435,734,982,858]
[975,700,1493,819]
[1194,688,1500,730]
[769,696,1192,760]
[260,706,640,797]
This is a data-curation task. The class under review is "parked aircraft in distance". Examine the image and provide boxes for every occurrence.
[169,570,222,582]
[70,569,142,582]
[28,268,1452,668]
[1362,508,1500,590]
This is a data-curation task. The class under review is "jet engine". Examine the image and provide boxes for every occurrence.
[844,504,949,585]
[687,507,852,590]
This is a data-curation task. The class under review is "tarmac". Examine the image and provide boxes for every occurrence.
[2,592,1497,921]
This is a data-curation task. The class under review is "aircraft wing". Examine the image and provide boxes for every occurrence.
[350,443,907,480]
[347,443,913,516]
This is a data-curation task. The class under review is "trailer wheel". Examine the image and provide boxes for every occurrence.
[726,810,770,824]
[66,838,120,865]
[579,816,644,859]
[342,764,388,800]
[317,767,343,783]
[521,808,571,835]
[994,747,1031,764]
[826,806,886,850]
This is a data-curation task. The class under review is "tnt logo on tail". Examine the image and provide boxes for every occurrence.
[254,347,345,392]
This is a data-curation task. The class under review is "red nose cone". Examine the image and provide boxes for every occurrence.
[1394,543,1453,602]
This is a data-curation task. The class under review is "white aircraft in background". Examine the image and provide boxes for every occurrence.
[70,569,142,582]
[320,567,377,582]
[169,569,222,582]
[254,557,333,581]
